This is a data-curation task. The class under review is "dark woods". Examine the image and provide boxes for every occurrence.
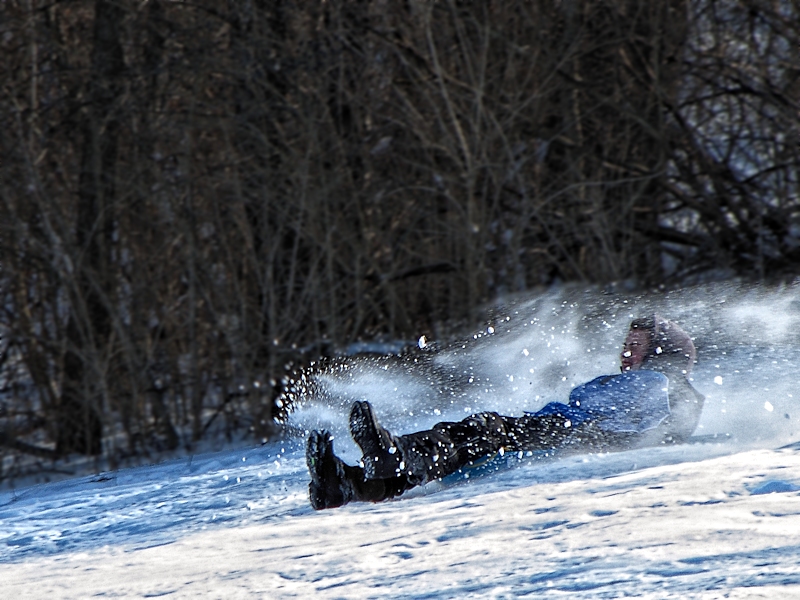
[0,1,798,477]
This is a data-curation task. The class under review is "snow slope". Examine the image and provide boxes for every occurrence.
[2,282,800,598]
[2,440,800,598]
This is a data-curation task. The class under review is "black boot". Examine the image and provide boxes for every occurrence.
[349,400,404,480]
[350,403,522,486]
[306,429,355,510]
[307,428,413,508]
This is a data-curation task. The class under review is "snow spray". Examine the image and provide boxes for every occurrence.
[287,281,800,461]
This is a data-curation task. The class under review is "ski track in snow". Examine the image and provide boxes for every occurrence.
[3,282,800,598]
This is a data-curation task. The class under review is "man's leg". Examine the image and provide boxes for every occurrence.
[505,411,633,454]
[350,401,514,485]
[350,400,611,486]
[403,411,514,483]
[502,412,579,451]
[306,430,411,510]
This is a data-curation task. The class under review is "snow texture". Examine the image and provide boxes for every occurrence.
[2,282,800,598]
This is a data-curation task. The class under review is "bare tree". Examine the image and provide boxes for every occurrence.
[0,0,797,478]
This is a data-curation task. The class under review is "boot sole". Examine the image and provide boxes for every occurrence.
[306,430,345,510]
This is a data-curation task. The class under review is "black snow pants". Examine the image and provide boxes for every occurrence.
[393,410,592,485]
[347,410,630,504]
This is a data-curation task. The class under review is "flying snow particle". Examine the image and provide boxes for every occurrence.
[765,401,774,412]
[418,335,428,349]
[522,348,529,356]
[714,376,723,385]
[487,326,495,334]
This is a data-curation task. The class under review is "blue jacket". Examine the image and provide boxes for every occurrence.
[534,370,672,434]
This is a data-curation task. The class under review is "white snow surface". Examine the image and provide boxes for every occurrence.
[3,282,800,598]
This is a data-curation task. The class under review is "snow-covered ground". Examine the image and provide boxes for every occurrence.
[2,282,800,598]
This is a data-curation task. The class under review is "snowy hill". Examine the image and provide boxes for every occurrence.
[3,282,800,598]
[1,439,800,598]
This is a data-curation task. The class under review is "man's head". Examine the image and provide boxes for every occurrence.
[620,315,696,375]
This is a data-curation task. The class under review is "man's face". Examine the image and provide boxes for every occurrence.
[621,329,649,371]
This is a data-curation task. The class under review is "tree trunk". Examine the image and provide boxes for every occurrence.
[57,0,126,456]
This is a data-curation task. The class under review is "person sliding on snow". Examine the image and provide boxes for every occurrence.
[306,315,704,510]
